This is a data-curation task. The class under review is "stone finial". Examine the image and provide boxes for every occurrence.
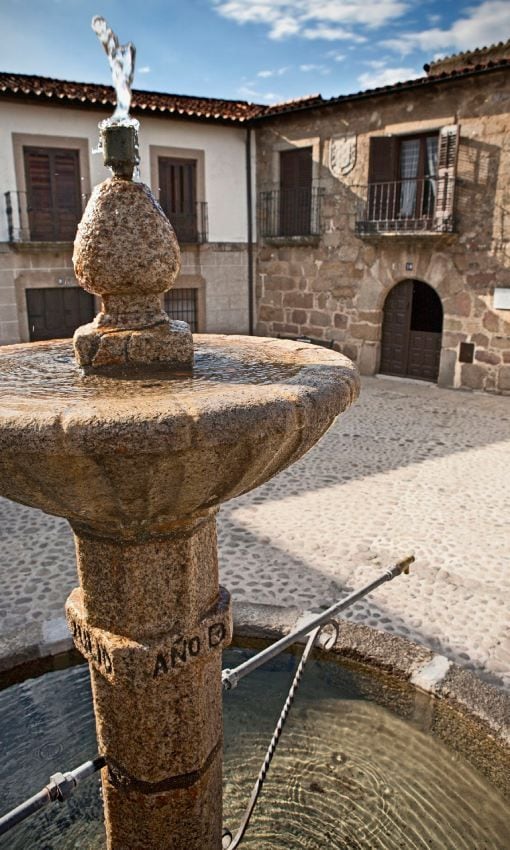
[72,125,193,371]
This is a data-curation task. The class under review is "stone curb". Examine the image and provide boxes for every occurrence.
[1,602,508,796]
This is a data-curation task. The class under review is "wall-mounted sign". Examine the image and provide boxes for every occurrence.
[493,288,510,310]
[329,133,357,178]
[406,262,414,271]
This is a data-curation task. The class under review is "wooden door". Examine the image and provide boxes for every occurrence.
[407,331,442,380]
[280,147,312,236]
[380,281,412,376]
[380,280,442,381]
[158,157,197,242]
[26,287,94,341]
[407,280,443,380]
[24,148,81,241]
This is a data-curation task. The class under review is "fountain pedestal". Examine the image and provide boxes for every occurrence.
[66,514,229,849]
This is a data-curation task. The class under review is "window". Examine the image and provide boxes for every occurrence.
[164,288,198,332]
[398,135,438,219]
[158,157,199,243]
[279,147,313,236]
[23,147,82,241]
[361,125,459,233]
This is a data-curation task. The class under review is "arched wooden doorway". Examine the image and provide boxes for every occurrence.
[380,280,443,381]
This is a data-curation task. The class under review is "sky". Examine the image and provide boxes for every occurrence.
[1,0,509,104]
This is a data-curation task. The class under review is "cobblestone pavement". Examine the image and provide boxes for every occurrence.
[1,376,509,689]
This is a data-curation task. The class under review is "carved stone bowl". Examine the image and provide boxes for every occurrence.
[0,335,359,538]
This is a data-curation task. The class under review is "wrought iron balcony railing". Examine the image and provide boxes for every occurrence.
[5,192,209,245]
[355,175,456,235]
[4,190,90,243]
[259,185,324,238]
[159,202,208,244]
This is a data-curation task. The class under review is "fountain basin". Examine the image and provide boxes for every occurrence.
[0,335,358,537]
[1,620,509,850]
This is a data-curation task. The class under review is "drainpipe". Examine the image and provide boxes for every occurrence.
[245,126,254,335]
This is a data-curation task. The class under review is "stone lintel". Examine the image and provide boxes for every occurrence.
[65,585,232,684]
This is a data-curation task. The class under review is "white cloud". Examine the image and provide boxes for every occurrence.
[326,50,346,62]
[257,66,290,77]
[299,63,330,73]
[303,25,367,42]
[358,66,421,88]
[363,59,387,69]
[383,1,510,57]
[237,84,285,103]
[212,0,409,41]
[138,66,151,74]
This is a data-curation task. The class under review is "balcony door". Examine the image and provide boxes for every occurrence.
[380,280,443,382]
[279,147,312,236]
[24,147,82,241]
[158,157,198,243]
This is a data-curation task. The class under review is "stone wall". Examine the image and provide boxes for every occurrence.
[0,242,250,344]
[255,68,510,393]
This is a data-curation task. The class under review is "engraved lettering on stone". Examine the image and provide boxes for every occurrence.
[69,617,113,674]
[188,636,201,657]
[171,636,188,668]
[152,622,227,678]
[329,133,356,177]
[153,653,168,678]
[208,623,226,647]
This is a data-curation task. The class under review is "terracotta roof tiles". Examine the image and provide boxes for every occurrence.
[0,72,265,123]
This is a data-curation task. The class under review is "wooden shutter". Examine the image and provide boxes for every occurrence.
[434,124,459,231]
[158,158,197,242]
[53,151,82,240]
[280,147,312,235]
[24,147,81,241]
[367,137,398,222]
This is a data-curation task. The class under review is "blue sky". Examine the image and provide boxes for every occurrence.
[1,1,509,104]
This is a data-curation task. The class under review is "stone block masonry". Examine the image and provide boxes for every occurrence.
[255,66,510,393]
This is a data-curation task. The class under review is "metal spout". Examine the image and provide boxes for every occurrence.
[101,123,138,179]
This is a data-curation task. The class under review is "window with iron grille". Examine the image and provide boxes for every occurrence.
[164,288,198,332]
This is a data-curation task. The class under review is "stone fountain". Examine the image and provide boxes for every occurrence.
[0,19,359,850]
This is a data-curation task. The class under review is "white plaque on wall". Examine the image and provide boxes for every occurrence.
[494,288,510,310]
[329,133,357,178]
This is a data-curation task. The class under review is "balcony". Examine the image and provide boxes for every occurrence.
[158,202,208,245]
[355,176,456,236]
[259,185,324,241]
[5,192,208,246]
[4,190,90,244]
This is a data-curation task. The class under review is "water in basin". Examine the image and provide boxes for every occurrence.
[1,649,508,850]
[0,339,303,402]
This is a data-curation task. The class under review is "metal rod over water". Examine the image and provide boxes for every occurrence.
[223,555,414,690]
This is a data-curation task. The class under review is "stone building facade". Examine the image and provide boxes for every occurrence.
[253,47,510,393]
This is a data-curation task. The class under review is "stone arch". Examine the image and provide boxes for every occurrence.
[379,279,443,382]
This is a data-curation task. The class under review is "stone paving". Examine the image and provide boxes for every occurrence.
[1,376,509,689]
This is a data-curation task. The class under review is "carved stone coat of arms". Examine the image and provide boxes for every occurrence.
[329,133,357,177]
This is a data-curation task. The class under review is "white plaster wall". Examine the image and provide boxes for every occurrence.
[0,101,250,243]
